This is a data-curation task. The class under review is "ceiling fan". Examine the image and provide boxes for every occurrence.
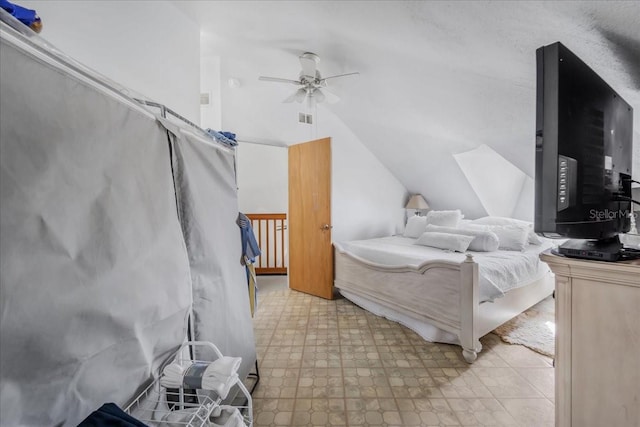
[258,52,359,104]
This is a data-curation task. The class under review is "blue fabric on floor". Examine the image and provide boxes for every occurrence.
[77,403,148,427]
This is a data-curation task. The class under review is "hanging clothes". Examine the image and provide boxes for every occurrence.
[238,212,261,262]
[245,257,257,316]
[0,0,42,32]
[205,128,238,147]
[237,213,261,316]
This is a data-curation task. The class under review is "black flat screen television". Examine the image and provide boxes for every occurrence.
[534,42,634,261]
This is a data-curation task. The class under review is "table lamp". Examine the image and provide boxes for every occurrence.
[405,194,430,216]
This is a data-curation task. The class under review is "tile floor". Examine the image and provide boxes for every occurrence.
[250,284,554,427]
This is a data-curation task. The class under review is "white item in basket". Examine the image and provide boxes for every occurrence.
[160,363,187,388]
[207,356,242,379]
[160,356,242,399]
[211,405,246,427]
[159,408,202,426]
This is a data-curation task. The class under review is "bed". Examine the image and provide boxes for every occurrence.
[333,235,555,363]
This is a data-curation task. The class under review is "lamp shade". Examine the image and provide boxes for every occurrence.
[405,194,430,210]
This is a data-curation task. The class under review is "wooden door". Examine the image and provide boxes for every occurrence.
[288,138,333,299]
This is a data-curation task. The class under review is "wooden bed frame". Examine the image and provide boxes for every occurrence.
[333,243,555,363]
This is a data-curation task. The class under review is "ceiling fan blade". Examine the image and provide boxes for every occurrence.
[299,52,319,79]
[259,76,302,85]
[283,88,307,103]
[319,88,340,104]
[314,89,326,103]
[319,71,360,83]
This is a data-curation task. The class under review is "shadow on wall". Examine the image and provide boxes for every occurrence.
[454,144,533,221]
[453,130,640,221]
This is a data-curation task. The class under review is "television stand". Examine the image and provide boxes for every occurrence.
[558,236,622,262]
[539,251,640,427]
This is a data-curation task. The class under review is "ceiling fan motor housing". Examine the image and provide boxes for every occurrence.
[300,52,320,64]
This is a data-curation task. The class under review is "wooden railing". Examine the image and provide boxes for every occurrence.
[246,213,287,275]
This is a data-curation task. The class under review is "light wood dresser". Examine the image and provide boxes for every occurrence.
[540,251,640,427]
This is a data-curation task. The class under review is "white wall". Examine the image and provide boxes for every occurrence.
[319,107,408,242]
[21,1,201,123]
[634,130,640,182]
[211,51,408,242]
[236,143,288,213]
[200,34,222,130]
[232,108,408,242]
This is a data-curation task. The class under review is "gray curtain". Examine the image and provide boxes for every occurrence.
[1,21,255,426]
[166,123,257,382]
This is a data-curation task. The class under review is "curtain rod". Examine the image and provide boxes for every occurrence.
[236,138,288,148]
[135,99,203,132]
[136,99,239,149]
[137,98,288,149]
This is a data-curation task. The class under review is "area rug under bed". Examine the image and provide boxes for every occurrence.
[493,295,555,358]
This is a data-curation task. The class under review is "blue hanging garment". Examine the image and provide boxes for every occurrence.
[238,213,261,262]
[238,213,261,316]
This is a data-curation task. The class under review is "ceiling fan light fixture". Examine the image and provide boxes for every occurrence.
[294,88,307,103]
[283,88,307,103]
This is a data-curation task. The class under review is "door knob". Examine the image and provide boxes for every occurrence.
[321,224,332,230]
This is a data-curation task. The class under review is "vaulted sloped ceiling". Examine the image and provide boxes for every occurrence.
[180,1,640,219]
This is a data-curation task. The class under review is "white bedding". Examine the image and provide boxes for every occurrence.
[338,236,553,302]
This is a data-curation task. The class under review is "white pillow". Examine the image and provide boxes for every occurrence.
[425,224,499,252]
[471,216,531,228]
[460,222,490,231]
[471,216,542,245]
[403,215,427,238]
[487,225,530,251]
[414,232,474,253]
[528,231,543,245]
[425,210,463,228]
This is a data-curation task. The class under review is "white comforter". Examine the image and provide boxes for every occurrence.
[337,236,553,302]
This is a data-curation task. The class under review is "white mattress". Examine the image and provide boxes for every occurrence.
[337,236,553,302]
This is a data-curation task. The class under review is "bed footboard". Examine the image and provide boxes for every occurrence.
[333,243,481,362]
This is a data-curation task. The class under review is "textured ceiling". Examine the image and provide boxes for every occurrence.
[179,0,640,217]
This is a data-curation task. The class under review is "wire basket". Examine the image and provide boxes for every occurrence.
[125,341,253,427]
